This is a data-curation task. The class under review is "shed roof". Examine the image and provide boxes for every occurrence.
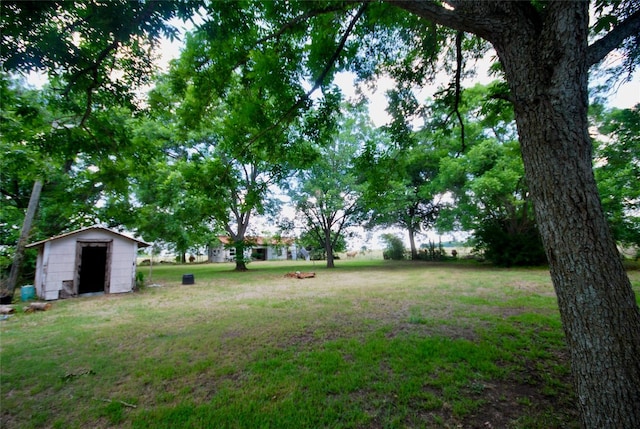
[26,226,150,249]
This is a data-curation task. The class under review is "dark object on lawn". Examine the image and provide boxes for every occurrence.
[182,274,195,285]
[285,271,316,279]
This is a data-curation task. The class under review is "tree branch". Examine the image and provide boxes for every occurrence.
[453,30,465,154]
[384,0,507,41]
[255,5,348,46]
[239,2,368,154]
[587,8,640,67]
[61,40,120,97]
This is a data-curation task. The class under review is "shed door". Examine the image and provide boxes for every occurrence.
[77,241,112,294]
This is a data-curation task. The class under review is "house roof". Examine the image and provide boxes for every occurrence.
[26,226,151,248]
[217,235,294,246]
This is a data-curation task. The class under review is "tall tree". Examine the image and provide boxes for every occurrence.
[357,115,443,260]
[1,1,198,294]
[178,1,639,424]
[139,50,321,270]
[431,83,545,266]
[288,100,366,269]
[0,75,145,289]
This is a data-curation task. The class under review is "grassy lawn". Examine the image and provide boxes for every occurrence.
[2,259,639,428]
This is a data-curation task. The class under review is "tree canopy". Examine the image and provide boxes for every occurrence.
[288,101,369,268]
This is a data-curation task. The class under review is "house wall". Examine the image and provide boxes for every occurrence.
[208,245,234,263]
[35,230,138,300]
[208,243,296,262]
[266,245,287,260]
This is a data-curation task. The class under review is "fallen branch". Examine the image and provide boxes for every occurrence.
[285,272,316,279]
[0,305,15,314]
[94,398,137,408]
[62,369,95,381]
[24,302,52,313]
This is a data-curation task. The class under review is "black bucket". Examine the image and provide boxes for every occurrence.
[182,274,195,285]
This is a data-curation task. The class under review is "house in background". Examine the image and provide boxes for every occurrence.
[208,236,297,263]
[26,226,149,300]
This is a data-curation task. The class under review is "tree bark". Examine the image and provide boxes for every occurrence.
[407,224,418,260]
[234,241,248,272]
[7,180,43,297]
[325,227,335,268]
[227,212,250,272]
[486,3,640,427]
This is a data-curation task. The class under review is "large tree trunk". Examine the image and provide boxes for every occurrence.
[7,180,43,297]
[493,3,640,427]
[325,228,335,268]
[407,223,418,260]
[234,241,248,272]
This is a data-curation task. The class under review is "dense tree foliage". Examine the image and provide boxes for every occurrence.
[380,233,406,260]
[288,101,366,268]
[0,74,148,283]
[357,111,443,260]
[1,0,196,109]
[129,70,321,271]
[591,104,640,249]
[429,83,546,266]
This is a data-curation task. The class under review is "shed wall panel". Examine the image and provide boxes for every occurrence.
[41,237,78,300]
[109,239,137,293]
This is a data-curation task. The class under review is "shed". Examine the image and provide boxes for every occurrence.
[26,226,150,300]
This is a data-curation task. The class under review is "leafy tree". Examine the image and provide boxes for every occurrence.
[591,104,640,248]
[288,100,366,268]
[377,4,640,422]
[296,229,347,261]
[135,45,322,270]
[1,1,197,294]
[1,1,195,108]
[0,75,146,285]
[431,83,545,266]
[130,156,217,263]
[357,117,443,260]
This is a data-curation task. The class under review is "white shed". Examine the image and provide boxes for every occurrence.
[26,226,150,300]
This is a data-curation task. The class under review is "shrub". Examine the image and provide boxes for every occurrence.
[380,233,405,260]
[417,240,446,261]
[135,271,145,290]
[473,217,547,267]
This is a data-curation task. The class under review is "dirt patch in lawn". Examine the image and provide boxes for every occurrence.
[438,376,579,428]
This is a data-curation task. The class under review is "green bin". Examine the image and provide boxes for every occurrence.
[21,285,35,301]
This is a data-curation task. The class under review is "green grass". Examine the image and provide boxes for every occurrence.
[2,259,638,428]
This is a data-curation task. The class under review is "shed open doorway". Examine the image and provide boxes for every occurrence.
[77,241,111,295]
